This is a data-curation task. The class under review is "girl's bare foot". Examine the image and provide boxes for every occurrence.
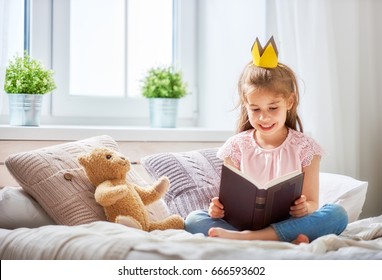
[209,226,280,241]
[292,234,310,244]
[208,227,248,239]
[208,227,232,238]
[210,227,310,244]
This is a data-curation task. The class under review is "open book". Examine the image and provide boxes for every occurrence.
[219,164,304,230]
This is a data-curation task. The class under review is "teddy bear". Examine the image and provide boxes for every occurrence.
[78,147,184,231]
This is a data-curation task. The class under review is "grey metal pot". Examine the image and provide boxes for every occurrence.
[148,98,179,128]
[8,94,44,126]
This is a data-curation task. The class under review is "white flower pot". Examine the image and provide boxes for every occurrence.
[148,98,179,128]
[8,94,44,126]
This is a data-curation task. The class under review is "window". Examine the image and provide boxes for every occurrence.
[31,0,197,126]
[0,0,24,120]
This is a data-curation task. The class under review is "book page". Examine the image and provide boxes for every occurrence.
[264,170,302,189]
[223,164,262,187]
[223,164,301,190]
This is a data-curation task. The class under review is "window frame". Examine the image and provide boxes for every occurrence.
[31,0,197,126]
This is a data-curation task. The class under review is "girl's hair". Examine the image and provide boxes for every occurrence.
[236,61,303,133]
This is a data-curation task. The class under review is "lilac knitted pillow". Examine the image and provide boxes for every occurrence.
[141,148,223,218]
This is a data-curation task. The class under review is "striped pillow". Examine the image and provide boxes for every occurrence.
[141,148,223,218]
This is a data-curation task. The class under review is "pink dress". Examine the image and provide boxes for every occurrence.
[217,128,324,187]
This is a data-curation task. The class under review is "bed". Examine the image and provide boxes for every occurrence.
[1,135,381,260]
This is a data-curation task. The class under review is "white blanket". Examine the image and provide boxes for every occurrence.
[1,215,381,260]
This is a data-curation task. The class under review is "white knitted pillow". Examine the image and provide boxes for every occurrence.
[5,135,116,225]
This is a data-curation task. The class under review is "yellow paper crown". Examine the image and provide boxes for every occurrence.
[251,36,279,68]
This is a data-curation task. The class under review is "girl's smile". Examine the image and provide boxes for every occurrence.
[258,123,275,131]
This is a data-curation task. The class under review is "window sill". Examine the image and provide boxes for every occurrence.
[0,125,233,142]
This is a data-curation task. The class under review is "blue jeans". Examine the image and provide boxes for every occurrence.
[185,204,348,242]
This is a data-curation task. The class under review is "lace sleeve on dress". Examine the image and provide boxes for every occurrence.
[216,136,241,168]
[300,136,325,168]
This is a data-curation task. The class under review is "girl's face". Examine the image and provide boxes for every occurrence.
[246,90,294,140]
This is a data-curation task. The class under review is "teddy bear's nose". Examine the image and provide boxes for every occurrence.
[121,156,125,160]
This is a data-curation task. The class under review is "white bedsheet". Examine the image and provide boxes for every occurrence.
[1,215,381,260]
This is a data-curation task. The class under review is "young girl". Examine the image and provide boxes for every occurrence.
[184,38,348,243]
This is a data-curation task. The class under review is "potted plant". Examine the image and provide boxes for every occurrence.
[4,52,56,126]
[141,66,187,128]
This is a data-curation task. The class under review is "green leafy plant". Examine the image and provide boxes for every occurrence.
[141,66,187,98]
[4,52,56,94]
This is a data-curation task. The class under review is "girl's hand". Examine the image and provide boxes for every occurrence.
[208,197,225,219]
[290,195,309,218]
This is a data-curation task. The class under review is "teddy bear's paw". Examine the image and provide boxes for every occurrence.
[153,176,170,195]
[149,215,185,231]
[167,215,185,230]
[116,215,143,230]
